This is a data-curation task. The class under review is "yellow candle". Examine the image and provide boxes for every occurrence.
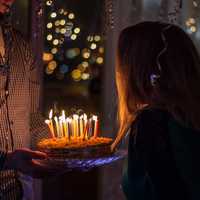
[79,115,84,138]
[59,116,64,137]
[54,116,60,137]
[73,114,79,138]
[62,112,67,137]
[67,118,72,140]
[93,115,99,138]
[49,109,55,137]
[45,120,54,138]
[83,114,88,139]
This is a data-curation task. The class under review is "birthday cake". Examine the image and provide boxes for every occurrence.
[38,136,113,159]
[37,110,113,159]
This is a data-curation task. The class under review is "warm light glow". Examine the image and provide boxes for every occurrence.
[190,26,197,32]
[71,34,77,40]
[46,0,53,6]
[51,12,57,18]
[82,49,91,59]
[43,52,53,62]
[48,60,57,70]
[47,34,53,41]
[94,35,101,42]
[87,35,93,42]
[60,28,67,34]
[189,18,196,24]
[68,13,75,19]
[60,19,66,26]
[55,20,60,26]
[99,47,104,54]
[74,27,80,34]
[72,69,82,81]
[59,9,64,14]
[47,22,53,29]
[51,48,58,54]
[49,109,53,119]
[96,57,104,64]
[81,73,90,80]
[90,43,97,50]
[53,39,59,45]
[45,67,54,75]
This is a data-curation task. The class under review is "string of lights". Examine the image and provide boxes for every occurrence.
[43,0,104,82]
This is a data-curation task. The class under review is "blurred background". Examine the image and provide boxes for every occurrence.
[11,0,200,199]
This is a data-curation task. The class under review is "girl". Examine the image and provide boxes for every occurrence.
[112,21,200,200]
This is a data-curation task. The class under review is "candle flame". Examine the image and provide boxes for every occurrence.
[45,119,50,124]
[92,115,98,121]
[54,116,58,122]
[73,114,79,120]
[83,113,87,120]
[66,117,72,123]
[49,109,53,119]
[62,110,66,120]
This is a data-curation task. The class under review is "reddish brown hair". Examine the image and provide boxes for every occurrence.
[112,21,200,150]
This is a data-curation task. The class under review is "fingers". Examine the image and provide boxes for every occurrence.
[28,150,47,160]
[19,148,47,160]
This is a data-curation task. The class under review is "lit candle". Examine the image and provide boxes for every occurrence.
[93,115,99,138]
[62,111,67,137]
[67,117,72,140]
[54,116,60,137]
[83,114,88,139]
[59,116,64,137]
[49,109,55,137]
[83,120,89,140]
[79,115,84,138]
[73,114,79,138]
[45,120,55,138]
[88,117,93,139]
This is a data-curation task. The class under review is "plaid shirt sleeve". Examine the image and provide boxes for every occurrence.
[27,44,51,150]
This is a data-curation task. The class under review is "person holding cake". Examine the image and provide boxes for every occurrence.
[112,21,200,199]
[0,0,55,199]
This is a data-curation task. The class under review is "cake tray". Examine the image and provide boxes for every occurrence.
[37,150,127,173]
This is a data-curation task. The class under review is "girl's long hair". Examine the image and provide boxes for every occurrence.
[112,21,200,150]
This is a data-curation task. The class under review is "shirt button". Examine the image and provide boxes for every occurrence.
[5,90,9,95]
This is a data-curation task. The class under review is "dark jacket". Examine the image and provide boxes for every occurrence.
[122,108,200,200]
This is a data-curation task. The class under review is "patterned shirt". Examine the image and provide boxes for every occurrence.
[0,25,51,199]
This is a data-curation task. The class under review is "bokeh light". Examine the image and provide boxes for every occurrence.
[82,48,91,59]
[90,43,97,50]
[71,69,82,81]
[74,27,80,34]
[53,39,59,45]
[96,57,104,64]
[47,22,53,29]
[51,48,58,54]
[48,60,57,70]
[94,35,101,42]
[46,67,54,75]
[43,53,54,62]
[60,19,66,26]
[81,73,90,80]
[47,34,53,41]
[71,34,77,40]
[68,13,75,19]
[51,12,57,18]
